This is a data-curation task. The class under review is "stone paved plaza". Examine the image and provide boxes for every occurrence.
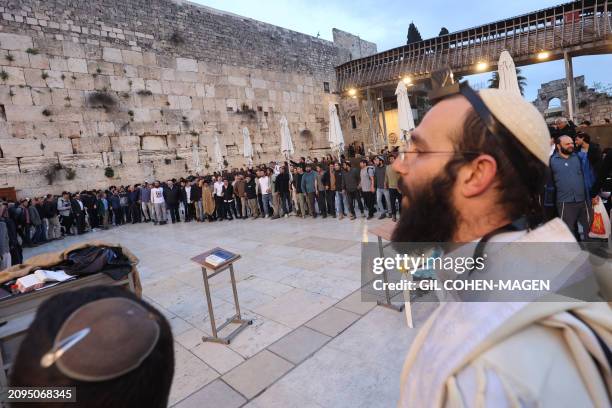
[23,216,436,407]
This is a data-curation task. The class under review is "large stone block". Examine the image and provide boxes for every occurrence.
[121,50,143,66]
[176,58,198,72]
[28,54,50,70]
[0,158,19,174]
[73,135,111,153]
[41,138,73,156]
[141,135,167,150]
[5,105,46,122]
[0,66,26,85]
[10,86,33,105]
[103,47,123,63]
[110,76,130,92]
[0,33,33,51]
[59,153,104,168]
[102,151,122,166]
[67,58,88,73]
[62,42,85,58]
[121,150,139,165]
[17,156,58,172]
[111,135,140,151]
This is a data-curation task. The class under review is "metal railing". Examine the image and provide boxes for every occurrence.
[336,0,612,91]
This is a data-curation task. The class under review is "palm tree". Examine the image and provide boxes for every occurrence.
[488,68,527,95]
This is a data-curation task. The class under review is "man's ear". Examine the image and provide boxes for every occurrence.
[457,155,498,198]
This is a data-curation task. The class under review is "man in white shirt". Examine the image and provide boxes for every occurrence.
[213,176,225,220]
[150,181,167,225]
[259,170,271,217]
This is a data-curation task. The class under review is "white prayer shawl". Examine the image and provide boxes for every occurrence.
[399,218,612,408]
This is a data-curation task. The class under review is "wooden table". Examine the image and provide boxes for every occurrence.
[191,248,252,345]
[369,221,413,328]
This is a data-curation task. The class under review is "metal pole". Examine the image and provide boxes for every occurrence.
[366,88,377,152]
[202,267,217,338]
[379,91,388,149]
[229,264,242,320]
[564,51,576,121]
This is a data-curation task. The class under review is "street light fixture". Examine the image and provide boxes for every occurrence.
[402,76,413,85]
[476,61,488,71]
[537,51,550,60]
[348,88,357,97]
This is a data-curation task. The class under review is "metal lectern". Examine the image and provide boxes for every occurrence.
[191,248,252,344]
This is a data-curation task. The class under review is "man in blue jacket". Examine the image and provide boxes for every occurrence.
[300,165,317,218]
[550,135,595,240]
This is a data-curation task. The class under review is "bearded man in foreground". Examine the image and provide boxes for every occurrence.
[393,82,611,407]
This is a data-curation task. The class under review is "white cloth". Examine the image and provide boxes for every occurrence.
[259,176,271,194]
[150,187,165,204]
[280,116,294,158]
[213,181,224,197]
[395,80,416,142]
[497,50,522,96]
[328,103,345,157]
[399,218,607,408]
[185,186,192,204]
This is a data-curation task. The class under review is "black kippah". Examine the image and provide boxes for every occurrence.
[47,297,160,382]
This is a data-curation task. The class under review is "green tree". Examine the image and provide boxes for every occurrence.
[407,22,422,45]
[438,27,449,36]
[488,68,527,95]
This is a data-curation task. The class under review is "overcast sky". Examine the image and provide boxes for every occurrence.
[191,0,611,101]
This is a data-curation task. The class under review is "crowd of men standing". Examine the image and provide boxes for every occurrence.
[0,153,403,271]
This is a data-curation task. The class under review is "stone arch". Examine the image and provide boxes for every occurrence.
[548,97,562,109]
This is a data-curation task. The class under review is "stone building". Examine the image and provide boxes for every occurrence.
[0,0,376,197]
[533,75,612,124]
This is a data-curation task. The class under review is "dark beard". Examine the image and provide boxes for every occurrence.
[391,170,459,245]
[560,146,573,155]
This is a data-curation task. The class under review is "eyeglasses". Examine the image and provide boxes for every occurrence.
[397,138,480,162]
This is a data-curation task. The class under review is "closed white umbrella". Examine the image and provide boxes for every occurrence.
[395,81,416,143]
[242,127,253,167]
[213,134,224,172]
[328,103,345,159]
[497,50,521,96]
[280,115,294,160]
[192,144,202,173]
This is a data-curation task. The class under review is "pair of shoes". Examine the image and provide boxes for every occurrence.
[284,214,289,218]
[392,215,397,222]
[339,214,344,220]
[367,215,374,220]
[361,214,366,218]
[153,222,158,225]
[378,214,387,220]
[271,216,280,219]
[350,215,356,220]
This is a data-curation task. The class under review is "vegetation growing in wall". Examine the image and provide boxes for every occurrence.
[169,31,185,45]
[236,103,257,119]
[104,167,114,178]
[42,109,52,117]
[87,91,117,112]
[65,167,77,180]
[0,70,9,81]
[41,71,49,80]
[137,89,152,96]
[5,54,14,62]
[25,48,39,55]
[44,164,61,185]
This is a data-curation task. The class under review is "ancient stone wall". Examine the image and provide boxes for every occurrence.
[0,0,374,197]
[332,29,377,60]
[533,75,612,125]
